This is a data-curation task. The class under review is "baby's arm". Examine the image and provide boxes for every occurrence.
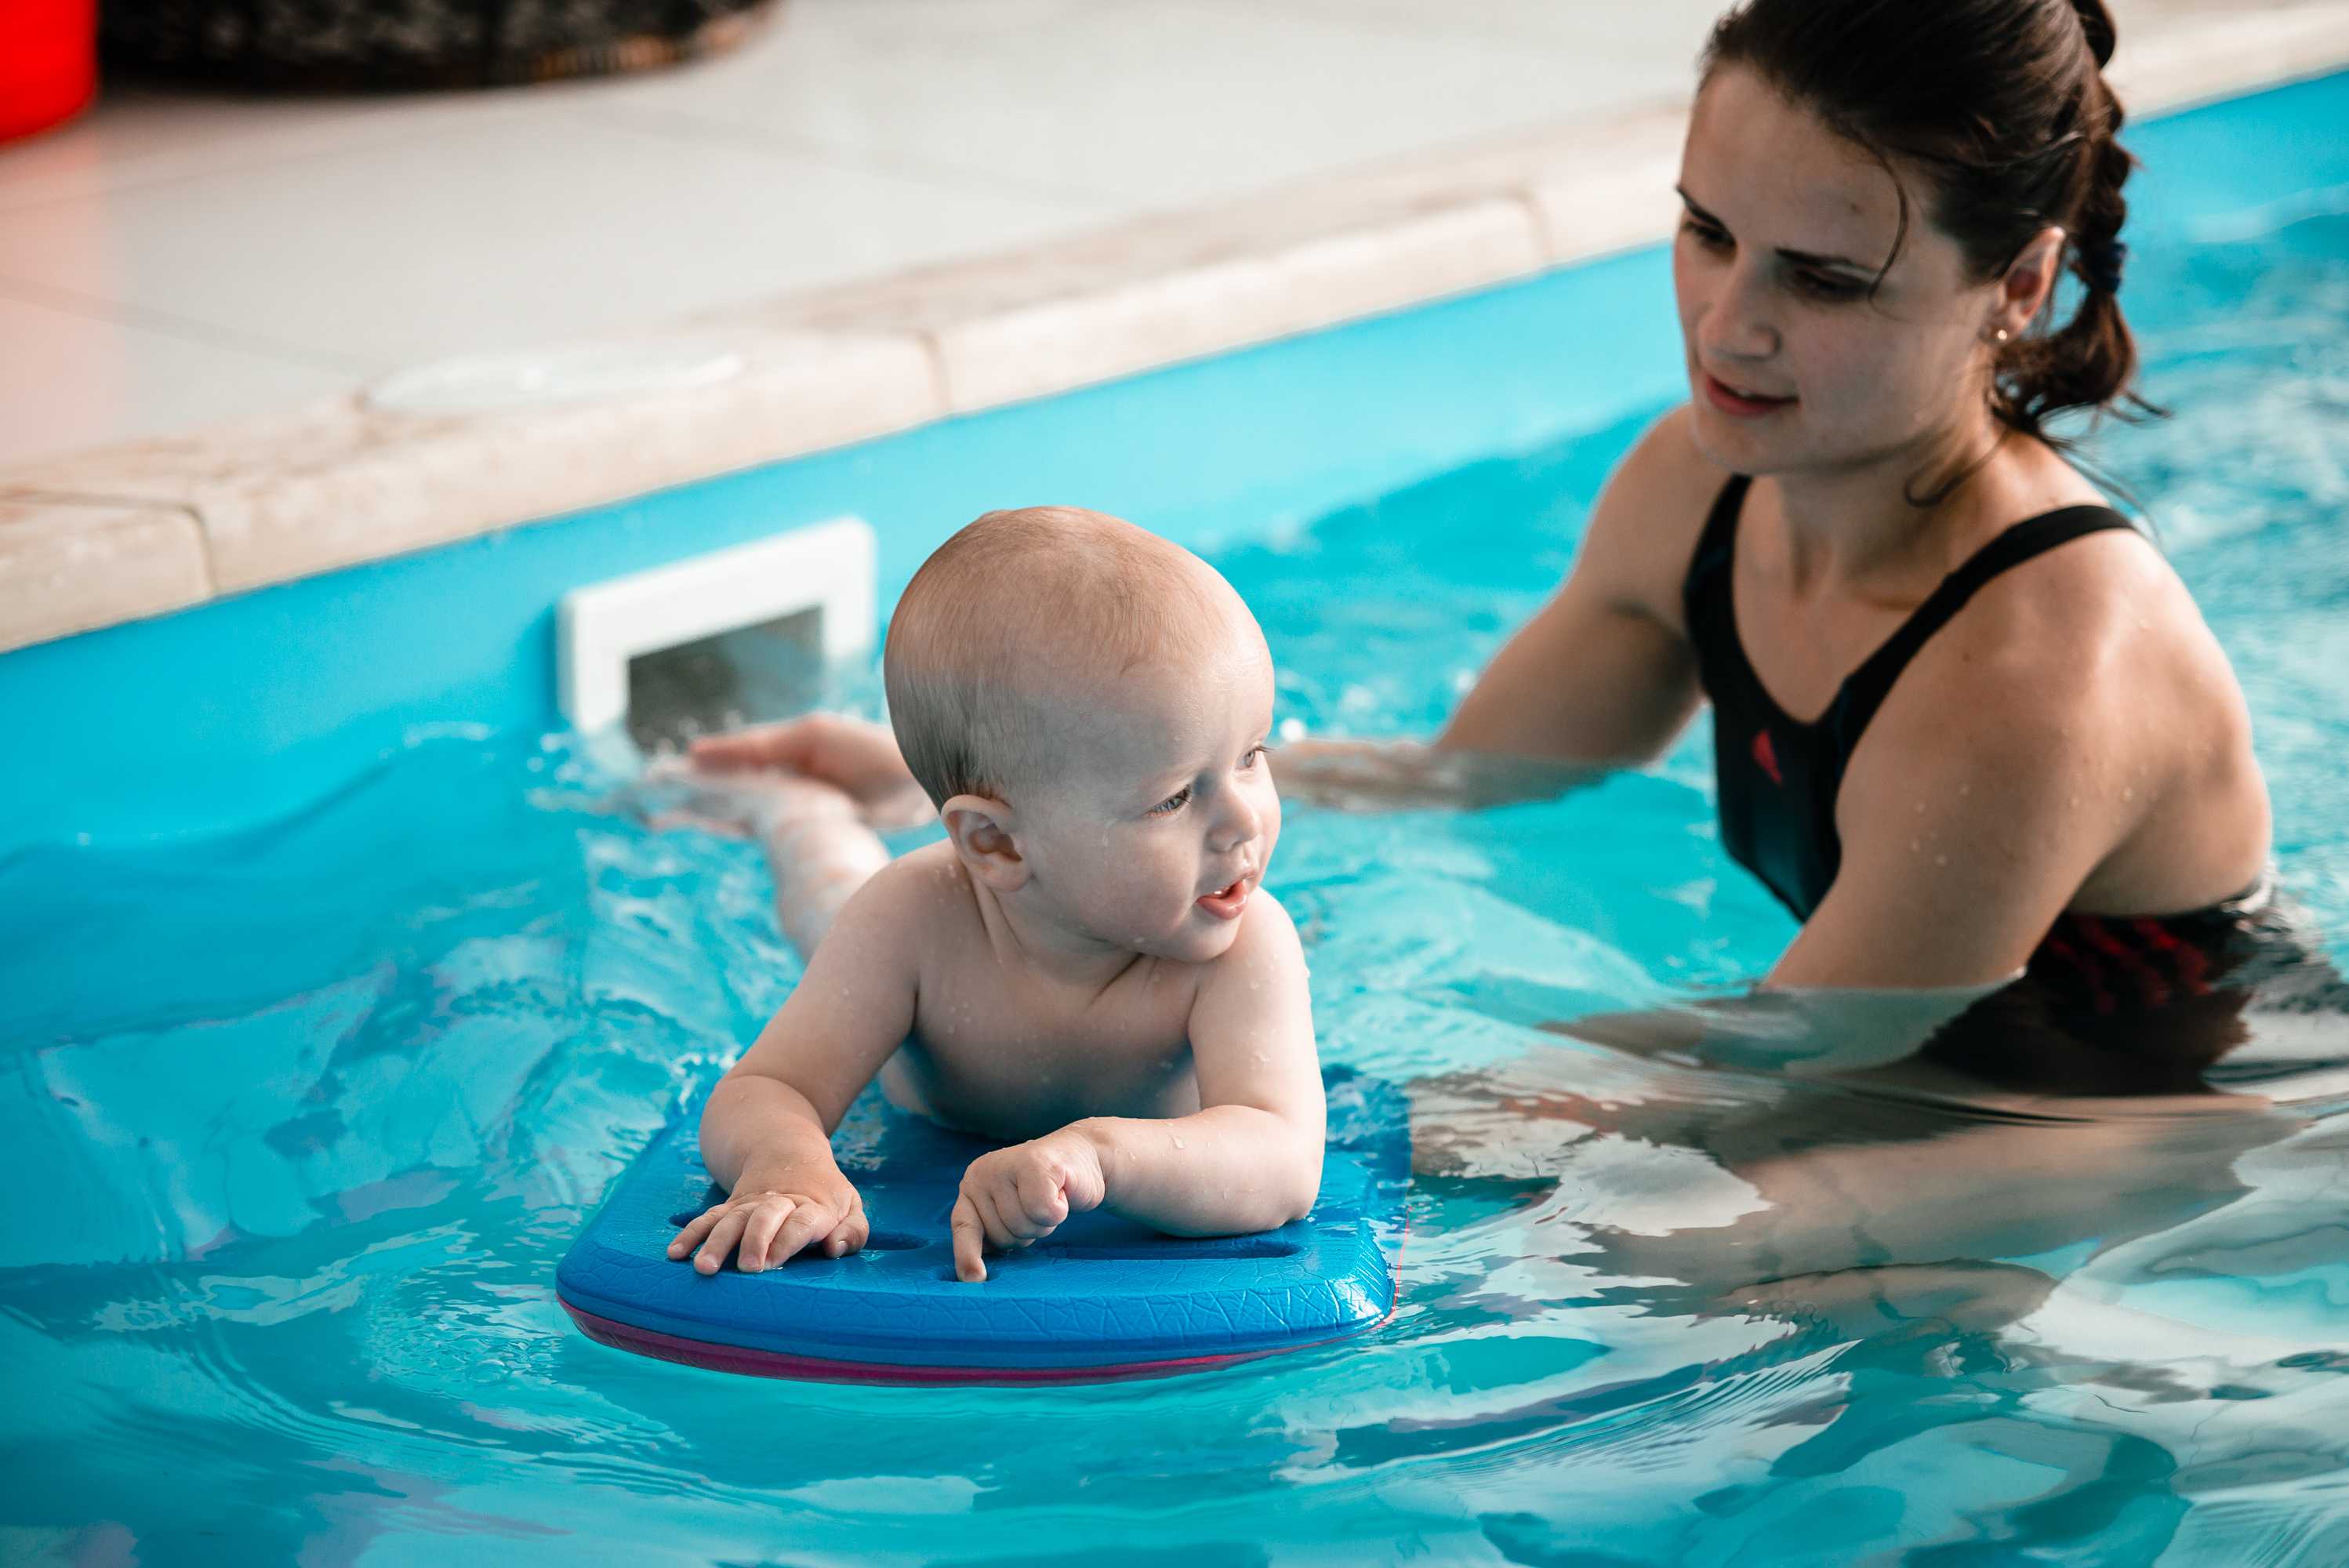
[673,863,921,1274]
[949,895,1324,1280]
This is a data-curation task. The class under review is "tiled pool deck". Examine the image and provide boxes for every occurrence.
[2,0,2344,654]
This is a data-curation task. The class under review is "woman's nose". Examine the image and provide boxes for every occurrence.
[1699,263,1781,361]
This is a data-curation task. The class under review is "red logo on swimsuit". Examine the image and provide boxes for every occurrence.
[1752,728,1784,786]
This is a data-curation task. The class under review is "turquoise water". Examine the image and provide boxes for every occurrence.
[7,158,2349,1568]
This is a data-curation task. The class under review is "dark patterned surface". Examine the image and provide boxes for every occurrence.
[102,0,778,88]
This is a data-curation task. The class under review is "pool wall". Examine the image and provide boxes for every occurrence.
[3,71,2345,855]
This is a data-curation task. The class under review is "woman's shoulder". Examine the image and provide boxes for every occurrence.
[1853,498,2260,891]
[1578,404,1737,621]
[1601,405,1736,530]
[1820,433,2268,921]
[1923,498,2206,708]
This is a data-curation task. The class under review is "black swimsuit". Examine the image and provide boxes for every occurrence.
[1681,474,2278,1020]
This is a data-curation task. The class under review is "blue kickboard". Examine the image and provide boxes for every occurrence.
[557,1069,1408,1379]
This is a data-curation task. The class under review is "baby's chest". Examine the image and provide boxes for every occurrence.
[899,976,1197,1131]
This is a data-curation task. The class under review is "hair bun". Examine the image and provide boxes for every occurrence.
[2071,0,2117,67]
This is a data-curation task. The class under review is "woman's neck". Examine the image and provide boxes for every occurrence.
[1768,408,2018,595]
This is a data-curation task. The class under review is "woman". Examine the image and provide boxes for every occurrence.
[699,0,2277,1017]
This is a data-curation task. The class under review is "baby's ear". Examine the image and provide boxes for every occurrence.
[939,793,1029,891]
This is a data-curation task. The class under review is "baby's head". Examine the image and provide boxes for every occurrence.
[884,506,1280,963]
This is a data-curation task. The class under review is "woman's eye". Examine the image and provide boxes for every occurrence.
[1680,216,1731,251]
[1150,786,1193,816]
[1796,270,1864,301]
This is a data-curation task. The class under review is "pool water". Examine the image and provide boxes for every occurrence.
[6,140,2349,1568]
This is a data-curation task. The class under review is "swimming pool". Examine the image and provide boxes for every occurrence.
[3,71,2347,1566]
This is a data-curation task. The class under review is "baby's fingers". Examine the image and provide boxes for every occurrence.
[822,1207,871,1258]
[691,1207,754,1276]
[971,1187,1023,1253]
[668,1202,730,1260]
[950,1195,987,1283]
[764,1203,838,1269]
[1012,1165,1070,1232]
[737,1199,801,1272]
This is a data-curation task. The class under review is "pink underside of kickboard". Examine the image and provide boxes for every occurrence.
[560,1301,1322,1385]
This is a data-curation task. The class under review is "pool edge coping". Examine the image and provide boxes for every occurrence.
[4,3,2347,657]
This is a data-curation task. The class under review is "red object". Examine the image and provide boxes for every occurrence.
[561,1301,1318,1385]
[1752,728,1784,787]
[0,0,98,145]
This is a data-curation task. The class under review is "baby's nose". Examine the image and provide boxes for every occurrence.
[1211,797,1264,856]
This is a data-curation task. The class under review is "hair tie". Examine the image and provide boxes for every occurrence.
[2079,235,2127,293]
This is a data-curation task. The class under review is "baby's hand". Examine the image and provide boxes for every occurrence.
[950,1128,1108,1283]
[667,1168,868,1275]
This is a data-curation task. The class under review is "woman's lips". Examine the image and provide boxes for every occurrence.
[1701,372,1796,419]
[1196,876,1252,920]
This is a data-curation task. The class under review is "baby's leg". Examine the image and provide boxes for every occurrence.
[641,760,891,959]
[753,776,891,959]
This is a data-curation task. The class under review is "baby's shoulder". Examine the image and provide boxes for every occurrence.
[1178,891,1315,1050]
[833,840,981,945]
[1194,890,1309,990]
[1235,887,1301,942]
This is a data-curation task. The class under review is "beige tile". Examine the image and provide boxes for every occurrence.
[0,327,941,594]
[0,109,1100,368]
[751,96,1686,408]
[0,494,212,653]
[1287,97,1688,266]
[0,83,528,213]
[580,0,1694,209]
[0,292,358,467]
[1261,0,1728,55]
[931,199,1546,412]
[2109,2,2349,112]
[1523,120,1690,265]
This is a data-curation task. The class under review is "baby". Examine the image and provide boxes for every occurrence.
[670,506,1325,1283]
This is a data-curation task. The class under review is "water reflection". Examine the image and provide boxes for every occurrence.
[1432,902,2347,1308]
[1369,917,2349,1558]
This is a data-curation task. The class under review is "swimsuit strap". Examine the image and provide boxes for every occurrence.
[1832,503,2139,745]
[1681,474,1752,626]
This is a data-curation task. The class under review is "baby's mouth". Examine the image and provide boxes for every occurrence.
[1196,873,1254,920]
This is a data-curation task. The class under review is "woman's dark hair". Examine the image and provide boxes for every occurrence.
[1704,0,2158,448]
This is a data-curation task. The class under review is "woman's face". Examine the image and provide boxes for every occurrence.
[1672,64,2003,481]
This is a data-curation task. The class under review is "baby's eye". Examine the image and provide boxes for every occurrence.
[1150,786,1193,816]
[1239,746,1266,770]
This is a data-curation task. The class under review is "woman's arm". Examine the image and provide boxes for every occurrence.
[1281,408,1724,810]
[1768,514,2278,993]
[1768,584,2145,991]
[1771,726,2108,990]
